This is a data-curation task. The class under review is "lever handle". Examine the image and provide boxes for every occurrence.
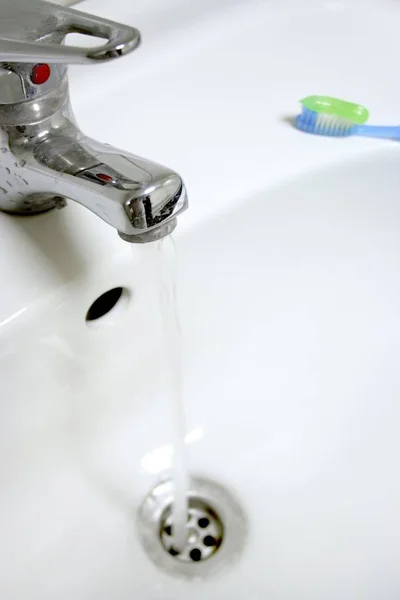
[0,0,141,64]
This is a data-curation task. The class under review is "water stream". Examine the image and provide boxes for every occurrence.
[156,237,189,552]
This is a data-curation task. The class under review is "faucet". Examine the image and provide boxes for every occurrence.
[0,0,188,243]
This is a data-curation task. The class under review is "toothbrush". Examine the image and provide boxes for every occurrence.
[295,96,400,140]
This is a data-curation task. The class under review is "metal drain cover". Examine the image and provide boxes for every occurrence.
[160,497,223,562]
[137,477,247,579]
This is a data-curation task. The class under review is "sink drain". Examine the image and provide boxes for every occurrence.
[160,497,223,562]
[137,477,247,579]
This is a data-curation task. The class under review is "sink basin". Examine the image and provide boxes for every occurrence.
[1,0,400,598]
[1,147,400,599]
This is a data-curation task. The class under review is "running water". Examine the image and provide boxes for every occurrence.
[156,236,189,552]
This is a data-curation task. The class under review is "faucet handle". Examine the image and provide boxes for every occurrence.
[0,0,140,64]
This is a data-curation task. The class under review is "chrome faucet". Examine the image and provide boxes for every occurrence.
[0,0,188,243]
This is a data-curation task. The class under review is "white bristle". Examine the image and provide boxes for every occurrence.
[315,113,353,135]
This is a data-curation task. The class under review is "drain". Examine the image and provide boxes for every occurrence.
[137,477,247,579]
[160,497,223,562]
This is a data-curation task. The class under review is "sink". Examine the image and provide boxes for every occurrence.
[1,0,400,598]
[2,147,400,599]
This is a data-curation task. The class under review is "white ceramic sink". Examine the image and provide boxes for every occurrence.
[2,148,400,599]
[1,0,400,598]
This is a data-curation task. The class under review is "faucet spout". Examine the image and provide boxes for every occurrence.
[0,95,187,243]
[33,126,187,243]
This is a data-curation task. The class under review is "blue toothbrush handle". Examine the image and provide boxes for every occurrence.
[354,124,400,140]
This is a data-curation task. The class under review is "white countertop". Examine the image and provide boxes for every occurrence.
[1,0,400,323]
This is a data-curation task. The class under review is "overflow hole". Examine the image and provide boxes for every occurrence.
[85,287,129,325]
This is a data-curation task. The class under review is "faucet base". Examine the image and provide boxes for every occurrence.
[118,218,177,243]
[0,193,67,215]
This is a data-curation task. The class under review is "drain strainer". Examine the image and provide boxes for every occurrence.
[160,497,223,562]
[137,477,247,579]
